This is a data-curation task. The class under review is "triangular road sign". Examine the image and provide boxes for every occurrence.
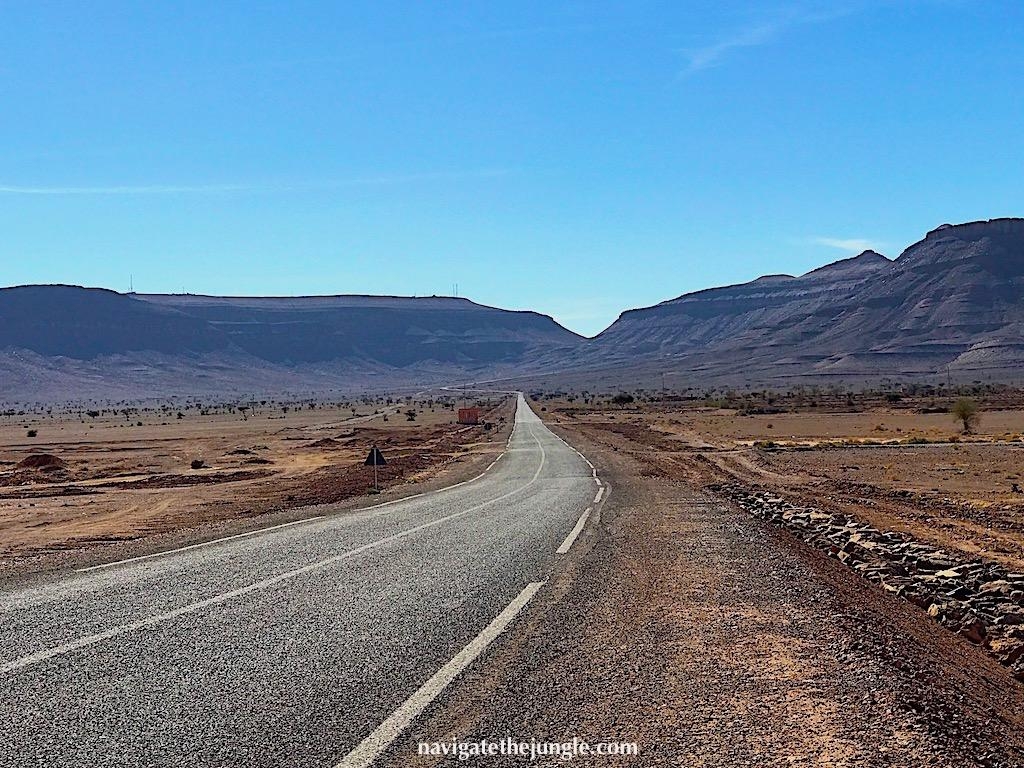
[364,447,387,466]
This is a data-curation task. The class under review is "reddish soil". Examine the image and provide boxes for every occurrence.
[0,397,514,578]
[378,417,1024,767]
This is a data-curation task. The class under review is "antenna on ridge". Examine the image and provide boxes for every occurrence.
[129,274,133,293]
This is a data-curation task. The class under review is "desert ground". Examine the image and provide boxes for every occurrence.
[532,388,1024,682]
[537,390,1024,570]
[0,393,511,577]
[4,386,1024,765]
[370,389,1024,767]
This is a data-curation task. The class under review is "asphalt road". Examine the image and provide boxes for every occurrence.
[0,394,598,767]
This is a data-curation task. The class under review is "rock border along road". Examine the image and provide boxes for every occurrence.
[0,394,602,767]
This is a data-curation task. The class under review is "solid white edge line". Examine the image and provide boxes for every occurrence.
[556,508,591,554]
[594,486,605,504]
[334,581,546,768]
[4,423,550,675]
[76,398,523,573]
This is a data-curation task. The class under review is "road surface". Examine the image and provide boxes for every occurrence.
[0,395,599,767]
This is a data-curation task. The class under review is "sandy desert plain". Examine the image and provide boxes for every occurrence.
[0,393,511,578]
[538,387,1024,559]
[5,382,1024,679]
[531,385,1024,679]
[4,383,1024,763]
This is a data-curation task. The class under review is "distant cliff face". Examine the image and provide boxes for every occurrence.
[2,218,1022,400]
[0,288,581,400]
[0,286,230,358]
[903,218,1024,276]
[135,294,580,368]
[591,249,893,357]
[580,219,1024,385]
[812,219,1024,376]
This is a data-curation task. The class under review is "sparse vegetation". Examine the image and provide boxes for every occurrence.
[952,397,981,434]
[0,393,514,575]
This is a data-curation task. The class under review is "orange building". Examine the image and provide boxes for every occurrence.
[457,407,480,425]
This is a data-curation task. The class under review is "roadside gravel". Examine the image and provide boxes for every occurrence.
[378,426,1024,767]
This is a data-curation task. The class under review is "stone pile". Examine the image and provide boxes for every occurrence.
[710,482,1024,682]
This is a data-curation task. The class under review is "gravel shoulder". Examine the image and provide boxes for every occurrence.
[377,422,1024,767]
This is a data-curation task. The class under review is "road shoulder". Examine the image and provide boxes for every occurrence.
[376,421,1024,767]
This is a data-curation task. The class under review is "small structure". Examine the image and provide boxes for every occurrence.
[457,407,480,425]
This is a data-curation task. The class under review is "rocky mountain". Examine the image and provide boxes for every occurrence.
[568,218,1024,388]
[0,285,228,358]
[135,294,576,368]
[2,218,1022,400]
[0,287,581,401]
[589,249,892,358]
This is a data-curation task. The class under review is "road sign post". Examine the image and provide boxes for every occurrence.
[364,446,387,491]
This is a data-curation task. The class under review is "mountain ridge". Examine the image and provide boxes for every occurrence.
[0,287,580,400]
[572,217,1024,388]
[2,217,1022,399]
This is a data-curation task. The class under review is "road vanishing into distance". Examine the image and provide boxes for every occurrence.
[0,395,600,767]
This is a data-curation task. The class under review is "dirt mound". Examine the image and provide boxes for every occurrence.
[102,470,271,490]
[307,437,341,448]
[283,452,438,506]
[17,453,66,470]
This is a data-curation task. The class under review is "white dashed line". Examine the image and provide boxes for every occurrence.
[556,508,591,554]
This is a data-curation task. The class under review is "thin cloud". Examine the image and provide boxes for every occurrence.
[683,23,779,73]
[0,169,511,196]
[0,183,253,196]
[812,236,887,253]
[680,4,856,75]
[326,168,511,187]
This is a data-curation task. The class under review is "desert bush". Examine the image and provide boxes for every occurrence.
[952,397,980,433]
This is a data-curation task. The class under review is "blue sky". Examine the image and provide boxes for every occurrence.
[2,1,1022,336]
